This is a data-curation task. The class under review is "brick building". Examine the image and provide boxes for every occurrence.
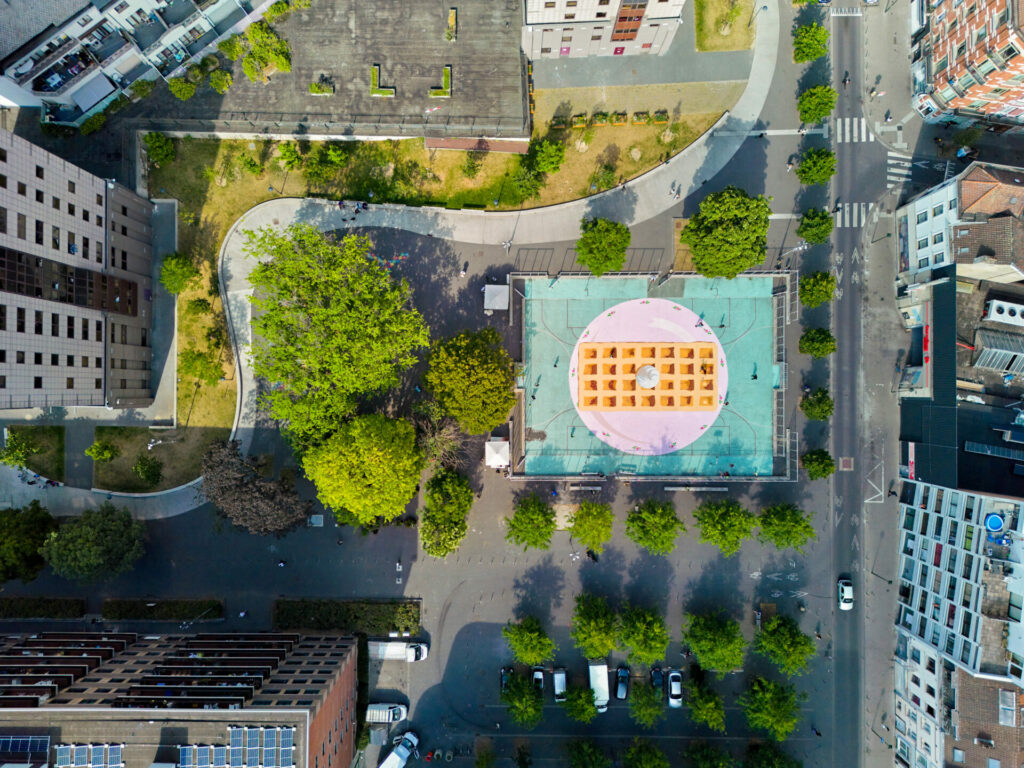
[0,129,155,409]
[0,632,358,768]
[912,0,1024,127]
[522,0,684,58]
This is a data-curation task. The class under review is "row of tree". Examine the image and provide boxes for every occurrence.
[558,738,802,768]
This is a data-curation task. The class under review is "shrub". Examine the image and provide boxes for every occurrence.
[129,78,155,99]
[273,599,420,634]
[802,449,836,480]
[143,132,176,166]
[797,208,834,245]
[187,297,212,315]
[85,440,120,464]
[795,148,837,185]
[0,597,85,618]
[799,327,837,358]
[242,53,265,83]
[240,156,264,175]
[200,55,220,73]
[278,142,304,170]
[218,34,244,60]
[209,70,232,95]
[309,80,333,94]
[185,64,205,84]
[800,388,834,420]
[79,113,106,136]
[798,271,836,307]
[168,77,197,101]
[133,454,163,486]
[264,0,291,22]
[420,469,473,558]
[796,85,838,123]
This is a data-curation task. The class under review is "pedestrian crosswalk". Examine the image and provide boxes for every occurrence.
[833,202,870,228]
[830,6,863,15]
[887,152,913,187]
[834,117,875,144]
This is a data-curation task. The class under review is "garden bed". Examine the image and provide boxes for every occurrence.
[92,425,229,492]
[102,598,223,620]
[694,0,755,51]
[10,425,65,482]
[0,597,85,619]
[273,599,421,635]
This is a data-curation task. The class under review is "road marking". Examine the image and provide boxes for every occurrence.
[887,152,913,187]
[833,202,869,228]
[713,127,828,137]
[830,6,864,15]
[835,117,875,144]
[769,213,800,219]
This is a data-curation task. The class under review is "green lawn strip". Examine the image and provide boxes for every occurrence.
[0,597,85,618]
[102,598,223,621]
[429,65,452,98]
[370,65,395,97]
[10,425,65,482]
[273,599,420,634]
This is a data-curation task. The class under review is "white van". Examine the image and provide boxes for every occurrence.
[552,668,567,702]
[588,660,609,713]
[366,703,408,724]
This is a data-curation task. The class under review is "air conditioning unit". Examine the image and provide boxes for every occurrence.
[985,300,1024,329]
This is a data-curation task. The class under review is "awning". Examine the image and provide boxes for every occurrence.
[70,73,115,113]
[485,439,510,468]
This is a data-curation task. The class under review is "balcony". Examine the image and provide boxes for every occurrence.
[88,31,131,64]
[185,28,219,57]
[979,616,1010,676]
[159,0,202,30]
[11,36,77,85]
[127,15,169,55]
[981,567,1012,620]
[31,50,97,95]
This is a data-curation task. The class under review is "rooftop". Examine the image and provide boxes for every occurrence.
[960,163,1024,220]
[956,278,1024,398]
[0,0,86,62]
[946,668,1024,767]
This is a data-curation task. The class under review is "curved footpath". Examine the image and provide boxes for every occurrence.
[0,4,780,519]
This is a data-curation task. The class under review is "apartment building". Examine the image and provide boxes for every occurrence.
[522,0,684,58]
[0,129,155,409]
[0,0,271,126]
[0,632,359,768]
[911,0,1024,127]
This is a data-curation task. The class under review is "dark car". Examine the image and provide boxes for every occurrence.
[650,666,664,693]
[615,665,630,700]
[500,667,512,694]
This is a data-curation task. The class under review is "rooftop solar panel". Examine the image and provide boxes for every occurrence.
[279,731,293,750]
[229,747,243,768]
[179,746,194,768]
[74,746,88,767]
[56,746,72,767]
[245,731,259,749]
[229,730,243,750]
[91,745,104,766]
[108,745,123,767]
[197,746,211,768]
[246,747,260,766]
[263,732,275,750]
[280,747,293,767]
[213,746,227,768]
[263,748,276,768]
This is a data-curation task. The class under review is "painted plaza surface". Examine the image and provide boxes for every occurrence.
[521,275,776,476]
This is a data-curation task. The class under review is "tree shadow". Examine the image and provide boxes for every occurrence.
[683,553,744,619]
[512,554,566,625]
[579,545,629,605]
[625,552,675,614]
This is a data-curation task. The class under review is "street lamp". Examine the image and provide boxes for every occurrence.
[748,4,768,27]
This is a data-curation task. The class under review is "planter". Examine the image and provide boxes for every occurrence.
[612,111,628,126]
[428,64,452,98]
[571,113,587,128]
[592,112,609,126]
[632,111,651,125]
[370,64,395,97]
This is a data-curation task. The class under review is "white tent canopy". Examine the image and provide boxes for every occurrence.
[484,284,510,311]
[485,438,510,468]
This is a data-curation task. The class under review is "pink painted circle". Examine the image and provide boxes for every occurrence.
[569,298,728,456]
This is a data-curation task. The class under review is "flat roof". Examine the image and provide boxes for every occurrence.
[0,0,87,64]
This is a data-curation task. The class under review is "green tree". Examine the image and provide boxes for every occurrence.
[796,85,837,123]
[79,113,106,136]
[240,156,264,175]
[84,440,120,464]
[302,415,423,525]
[685,743,735,768]
[590,164,616,192]
[502,616,556,665]
[629,682,666,729]
[168,77,196,100]
[686,681,727,732]
[683,612,746,674]
[794,149,837,185]
[800,388,834,420]
[159,252,199,294]
[567,740,610,768]
[209,69,233,94]
[758,503,816,553]
[562,688,600,724]
[798,271,836,306]
[571,593,620,658]
[796,209,834,245]
[625,499,685,555]
[0,429,41,469]
[425,329,516,435]
[801,449,836,480]
[793,23,829,62]
[277,142,304,170]
[738,677,805,741]
[245,226,428,447]
[0,501,56,583]
[179,346,223,386]
[143,132,176,166]
[129,79,155,99]
[754,615,817,676]
[693,498,755,557]
[619,605,670,665]
[680,186,771,279]
[501,672,543,729]
[475,749,495,768]
[569,500,614,554]
[624,739,669,768]
[420,469,473,558]
[575,217,632,276]
[505,494,556,551]
[218,34,244,60]
[133,454,162,486]
[40,503,145,583]
[530,139,566,174]
[742,743,802,768]
[511,166,542,201]
[798,327,837,358]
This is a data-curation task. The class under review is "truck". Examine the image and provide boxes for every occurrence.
[366,703,408,724]
[377,732,418,768]
[588,660,609,713]
[367,640,429,663]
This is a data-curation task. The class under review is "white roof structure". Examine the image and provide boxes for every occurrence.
[484,284,510,311]
[485,438,510,468]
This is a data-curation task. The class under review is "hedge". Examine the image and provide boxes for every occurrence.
[102,599,223,621]
[0,597,86,619]
[273,599,420,634]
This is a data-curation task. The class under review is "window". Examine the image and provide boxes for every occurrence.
[1003,44,1019,61]
[81,356,88,368]
[933,203,944,216]
[52,196,60,210]
[933,232,944,245]
[917,211,928,224]
[67,355,73,367]
[51,354,57,366]
[562,34,572,41]
[95,357,101,368]
[82,318,88,340]
[66,378,74,390]
[918,237,928,250]
[96,194,102,205]
[998,689,1015,725]
[0,376,4,389]
[33,352,41,365]
[51,314,59,337]
[0,148,5,162]
[82,209,89,222]
[95,378,102,389]
[52,226,60,250]
[16,308,24,333]
[0,206,5,235]
[540,47,552,53]
[35,220,43,245]
[68,202,75,216]
[16,213,26,240]
[96,216,102,227]
[986,760,1001,768]
[918,256,930,269]
[34,311,42,335]
[0,351,4,362]
[16,351,24,364]
[596,11,607,16]
[33,377,42,389]
[35,189,43,203]
[592,33,602,38]
[68,180,76,194]
[544,1,554,6]
[35,165,43,180]
[565,12,575,18]
[0,174,5,188]
[96,321,102,341]
[67,317,75,339]
[17,182,25,196]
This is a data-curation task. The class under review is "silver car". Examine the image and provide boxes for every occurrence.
[667,670,683,709]
[838,578,855,611]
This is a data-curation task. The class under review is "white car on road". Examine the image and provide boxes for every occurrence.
[667,670,683,709]
[837,579,855,611]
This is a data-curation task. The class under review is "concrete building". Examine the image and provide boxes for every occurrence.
[0,632,359,768]
[911,0,1024,127]
[522,0,684,58]
[0,129,155,409]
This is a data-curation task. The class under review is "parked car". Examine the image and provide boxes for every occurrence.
[500,667,512,694]
[615,665,629,700]
[650,666,664,693]
[838,578,855,611]
[532,667,545,692]
[553,667,567,702]
[667,670,683,709]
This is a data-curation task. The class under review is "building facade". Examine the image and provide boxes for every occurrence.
[0,632,358,768]
[522,0,684,58]
[0,129,155,409]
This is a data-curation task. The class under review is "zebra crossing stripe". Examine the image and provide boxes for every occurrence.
[833,203,870,228]
[834,117,875,143]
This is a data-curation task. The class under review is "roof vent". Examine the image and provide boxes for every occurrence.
[1013,197,1020,205]
[985,300,1024,328]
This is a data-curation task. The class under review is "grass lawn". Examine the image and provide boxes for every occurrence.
[93,424,228,492]
[694,0,756,51]
[673,218,695,271]
[10,425,65,482]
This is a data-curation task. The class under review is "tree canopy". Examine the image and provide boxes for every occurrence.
[302,415,423,525]
[571,593,620,658]
[0,429,41,469]
[742,743,803,768]
[133,454,162,486]
[501,672,544,728]
[245,225,429,447]
[683,612,747,674]
[85,439,120,464]
[0,501,56,583]
[801,449,836,480]
[792,23,829,62]
[530,139,566,174]
[625,499,685,555]
[570,501,614,554]
[754,615,817,676]
[40,503,144,583]
[179,346,223,386]
[738,677,805,741]
[168,77,196,100]
[502,616,557,665]
[624,739,670,768]
[425,328,516,435]
[680,187,771,278]
[629,682,666,729]
[619,605,670,665]
[796,210,834,246]
[567,740,610,768]
[693,498,756,557]
[758,503,816,553]
[505,494,556,551]
[202,440,310,535]
[575,217,632,276]
[686,681,727,732]
[794,149,837,185]
[420,469,473,558]
[800,387,834,421]
[685,743,735,768]
[562,688,600,724]
[798,327,837,358]
[143,132,176,166]
[796,85,837,123]
[159,252,199,294]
